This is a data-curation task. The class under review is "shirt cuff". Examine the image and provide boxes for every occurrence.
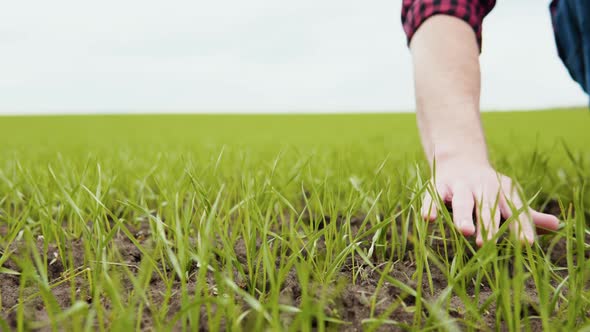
[401,0,497,52]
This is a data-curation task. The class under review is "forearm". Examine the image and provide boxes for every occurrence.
[406,9,560,244]
[410,16,489,167]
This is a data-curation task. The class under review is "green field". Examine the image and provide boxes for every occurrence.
[0,109,589,331]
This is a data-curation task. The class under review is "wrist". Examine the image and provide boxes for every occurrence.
[430,145,490,169]
[418,114,489,169]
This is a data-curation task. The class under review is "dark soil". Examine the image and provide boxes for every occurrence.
[0,201,574,331]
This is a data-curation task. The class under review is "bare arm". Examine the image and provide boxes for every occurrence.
[411,16,487,166]
[411,16,559,246]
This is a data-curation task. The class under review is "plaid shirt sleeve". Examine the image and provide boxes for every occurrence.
[401,0,497,50]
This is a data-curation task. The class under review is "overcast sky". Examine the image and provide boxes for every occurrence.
[0,0,586,114]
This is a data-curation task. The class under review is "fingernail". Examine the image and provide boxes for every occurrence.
[476,237,483,247]
[461,222,475,236]
[521,234,535,245]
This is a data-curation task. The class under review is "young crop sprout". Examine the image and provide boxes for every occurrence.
[1,0,589,331]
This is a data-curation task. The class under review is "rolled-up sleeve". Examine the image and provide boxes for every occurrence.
[401,0,497,51]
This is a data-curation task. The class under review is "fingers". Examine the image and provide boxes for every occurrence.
[530,210,559,233]
[475,190,501,247]
[421,190,437,222]
[451,185,475,236]
[498,179,560,243]
[421,171,558,247]
[421,183,450,222]
[498,184,535,245]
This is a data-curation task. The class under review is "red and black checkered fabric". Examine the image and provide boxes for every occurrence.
[401,0,497,50]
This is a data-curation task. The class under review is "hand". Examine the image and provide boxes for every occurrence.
[421,158,560,246]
